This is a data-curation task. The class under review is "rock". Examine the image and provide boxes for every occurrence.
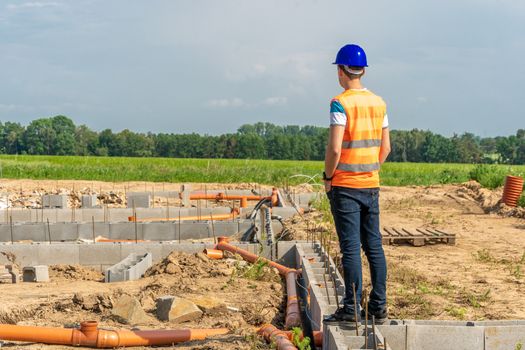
[156,295,203,323]
[112,295,152,325]
[195,252,209,262]
[188,295,227,315]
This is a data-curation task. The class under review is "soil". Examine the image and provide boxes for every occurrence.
[283,181,525,321]
[0,178,277,209]
[1,178,525,348]
[0,250,283,349]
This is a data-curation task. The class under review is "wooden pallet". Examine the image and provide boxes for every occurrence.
[381,227,455,246]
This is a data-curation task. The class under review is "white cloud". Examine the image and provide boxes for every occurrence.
[206,97,245,108]
[263,96,287,106]
[6,2,60,10]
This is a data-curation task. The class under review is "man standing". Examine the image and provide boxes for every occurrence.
[323,44,391,324]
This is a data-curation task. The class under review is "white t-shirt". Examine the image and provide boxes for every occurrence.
[329,88,389,128]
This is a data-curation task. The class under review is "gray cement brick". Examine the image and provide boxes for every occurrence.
[77,222,110,240]
[80,208,107,222]
[23,265,49,282]
[42,195,68,209]
[105,252,152,282]
[37,243,80,265]
[485,325,525,350]
[377,325,407,350]
[81,195,98,208]
[406,325,484,350]
[109,222,143,240]
[0,244,41,266]
[79,244,122,266]
[127,194,150,208]
[142,222,175,241]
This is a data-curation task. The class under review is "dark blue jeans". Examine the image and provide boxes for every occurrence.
[327,186,387,314]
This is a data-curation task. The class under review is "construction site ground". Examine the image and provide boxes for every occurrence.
[1,179,525,348]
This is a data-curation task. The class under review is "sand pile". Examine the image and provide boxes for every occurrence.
[457,181,525,219]
[49,265,104,281]
[145,251,233,278]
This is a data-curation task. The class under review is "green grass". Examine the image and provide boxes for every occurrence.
[1,154,525,187]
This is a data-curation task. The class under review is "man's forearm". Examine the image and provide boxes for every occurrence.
[324,148,340,177]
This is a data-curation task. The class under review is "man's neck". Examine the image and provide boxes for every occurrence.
[342,79,363,90]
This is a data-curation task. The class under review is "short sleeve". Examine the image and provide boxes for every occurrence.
[330,100,347,126]
[382,114,389,128]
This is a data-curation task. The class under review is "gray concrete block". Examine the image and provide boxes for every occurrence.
[109,222,142,240]
[127,194,150,208]
[406,325,484,350]
[79,244,122,266]
[142,222,175,241]
[485,325,525,350]
[77,222,110,240]
[42,195,68,209]
[120,243,164,263]
[37,243,80,265]
[22,265,49,282]
[105,252,152,282]
[81,195,98,208]
[377,325,406,350]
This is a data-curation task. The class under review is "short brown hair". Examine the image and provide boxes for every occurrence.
[338,65,364,79]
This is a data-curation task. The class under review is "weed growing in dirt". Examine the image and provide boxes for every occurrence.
[469,164,509,189]
[291,327,311,350]
[473,249,496,263]
[519,194,525,208]
[445,305,468,319]
[460,289,492,308]
[244,334,267,350]
[515,341,523,350]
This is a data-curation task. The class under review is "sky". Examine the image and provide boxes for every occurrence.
[0,0,524,136]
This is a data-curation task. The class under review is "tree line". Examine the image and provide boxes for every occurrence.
[0,116,524,164]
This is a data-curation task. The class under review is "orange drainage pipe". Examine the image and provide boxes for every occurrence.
[284,270,301,330]
[0,321,228,348]
[95,237,147,243]
[215,237,296,277]
[190,188,280,208]
[129,210,239,223]
[283,330,323,348]
[503,175,524,207]
[258,324,297,350]
[203,248,224,260]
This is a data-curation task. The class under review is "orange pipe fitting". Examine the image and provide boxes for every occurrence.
[190,193,267,201]
[0,321,229,348]
[215,239,296,277]
[284,270,301,329]
[502,175,524,207]
[258,324,297,350]
[203,248,224,260]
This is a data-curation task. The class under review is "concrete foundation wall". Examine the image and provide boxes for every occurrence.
[0,241,297,272]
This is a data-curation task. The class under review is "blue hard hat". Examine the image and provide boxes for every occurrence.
[333,44,368,67]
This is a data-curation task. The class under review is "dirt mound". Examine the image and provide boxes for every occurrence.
[145,251,232,278]
[49,265,104,281]
[456,181,525,219]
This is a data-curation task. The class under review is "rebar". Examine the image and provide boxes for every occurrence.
[9,216,14,244]
[364,293,369,349]
[330,272,340,310]
[372,315,377,350]
[91,216,95,243]
[210,212,216,244]
[178,210,181,243]
[133,200,138,244]
[47,218,51,244]
[323,272,332,305]
[352,283,359,336]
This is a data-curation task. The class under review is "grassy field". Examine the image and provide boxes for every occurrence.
[0,155,524,187]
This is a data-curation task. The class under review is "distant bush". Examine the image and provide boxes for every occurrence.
[469,164,508,189]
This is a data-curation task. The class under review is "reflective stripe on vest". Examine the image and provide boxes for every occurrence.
[336,162,380,172]
[341,139,382,149]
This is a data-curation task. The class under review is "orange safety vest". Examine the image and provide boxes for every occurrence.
[331,89,386,189]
